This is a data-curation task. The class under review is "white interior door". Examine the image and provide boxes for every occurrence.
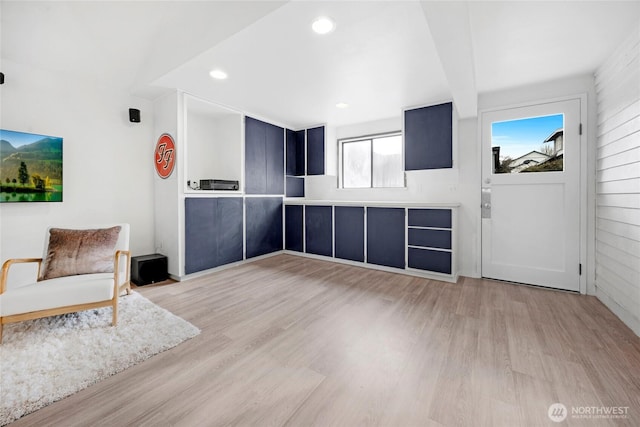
[481,98,581,291]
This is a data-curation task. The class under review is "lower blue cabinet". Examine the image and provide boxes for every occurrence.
[246,197,283,258]
[185,197,243,274]
[367,207,405,269]
[305,205,333,257]
[285,204,304,252]
[334,206,364,262]
[408,248,451,274]
[283,203,455,279]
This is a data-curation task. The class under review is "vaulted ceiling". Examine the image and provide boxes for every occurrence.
[2,1,639,128]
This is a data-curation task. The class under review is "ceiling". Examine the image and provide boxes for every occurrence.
[2,1,639,129]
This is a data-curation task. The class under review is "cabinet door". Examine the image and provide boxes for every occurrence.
[306,126,325,175]
[295,130,305,176]
[285,204,304,252]
[245,197,283,258]
[216,197,244,265]
[305,205,332,257]
[334,206,364,262]
[185,198,217,274]
[266,123,284,194]
[245,116,267,194]
[404,102,452,170]
[408,248,451,274]
[367,207,405,269]
[286,129,306,176]
[286,176,304,198]
[286,129,297,176]
[408,208,451,228]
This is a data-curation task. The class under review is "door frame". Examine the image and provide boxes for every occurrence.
[478,93,588,294]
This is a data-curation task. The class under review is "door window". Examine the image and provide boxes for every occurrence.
[491,114,564,174]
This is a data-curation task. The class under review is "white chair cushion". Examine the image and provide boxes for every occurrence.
[0,273,114,317]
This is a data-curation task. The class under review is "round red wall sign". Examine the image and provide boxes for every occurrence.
[154,133,176,179]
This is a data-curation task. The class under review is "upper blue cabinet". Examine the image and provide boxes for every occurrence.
[404,102,453,170]
[245,116,284,194]
[286,129,305,176]
[306,126,325,175]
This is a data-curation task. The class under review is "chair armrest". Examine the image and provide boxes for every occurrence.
[114,250,131,289]
[1,258,43,294]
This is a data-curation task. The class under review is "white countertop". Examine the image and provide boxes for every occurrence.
[283,199,460,208]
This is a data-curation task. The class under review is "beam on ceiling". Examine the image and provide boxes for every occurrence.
[420,1,477,118]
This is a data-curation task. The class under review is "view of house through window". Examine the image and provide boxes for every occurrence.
[491,114,564,174]
[341,133,404,188]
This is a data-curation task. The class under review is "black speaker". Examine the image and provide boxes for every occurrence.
[0,72,4,85]
[129,108,140,123]
[131,254,168,285]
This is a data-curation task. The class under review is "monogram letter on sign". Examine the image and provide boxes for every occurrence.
[155,134,176,179]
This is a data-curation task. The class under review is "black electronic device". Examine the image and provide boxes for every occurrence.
[200,179,239,191]
[129,108,140,123]
[131,254,168,285]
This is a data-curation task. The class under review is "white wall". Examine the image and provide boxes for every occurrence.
[153,91,182,278]
[211,114,242,184]
[0,59,156,287]
[186,111,219,184]
[593,30,640,336]
[186,111,242,186]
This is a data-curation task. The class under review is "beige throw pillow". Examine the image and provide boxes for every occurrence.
[39,226,122,281]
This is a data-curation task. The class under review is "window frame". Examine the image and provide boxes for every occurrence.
[338,130,405,189]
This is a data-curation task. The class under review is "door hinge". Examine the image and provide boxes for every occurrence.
[579,123,583,135]
[579,263,582,275]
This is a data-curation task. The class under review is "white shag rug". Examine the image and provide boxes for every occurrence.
[0,291,200,426]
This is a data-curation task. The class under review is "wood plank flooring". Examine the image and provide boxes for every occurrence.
[10,254,640,426]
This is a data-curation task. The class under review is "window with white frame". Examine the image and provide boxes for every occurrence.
[339,132,404,188]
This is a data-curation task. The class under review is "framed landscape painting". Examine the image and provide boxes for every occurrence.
[0,129,63,203]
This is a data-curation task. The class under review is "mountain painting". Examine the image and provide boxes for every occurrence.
[0,129,63,202]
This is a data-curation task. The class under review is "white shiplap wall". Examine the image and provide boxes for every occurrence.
[594,29,640,336]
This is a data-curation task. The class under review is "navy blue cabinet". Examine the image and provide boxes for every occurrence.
[284,203,456,280]
[404,102,452,170]
[306,126,325,175]
[185,197,243,274]
[245,117,267,194]
[367,207,405,269]
[245,197,283,258]
[305,205,333,257]
[286,129,305,176]
[407,208,453,275]
[285,204,304,252]
[245,116,284,194]
[285,129,305,197]
[286,176,304,198]
[334,206,364,262]
[217,198,245,265]
[408,248,451,274]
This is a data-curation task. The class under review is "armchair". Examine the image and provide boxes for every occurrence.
[0,224,131,343]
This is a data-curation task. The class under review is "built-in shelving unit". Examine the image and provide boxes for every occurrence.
[183,94,243,194]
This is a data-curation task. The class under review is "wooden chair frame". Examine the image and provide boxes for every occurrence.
[0,250,131,343]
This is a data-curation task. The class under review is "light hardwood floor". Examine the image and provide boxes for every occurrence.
[11,254,640,426]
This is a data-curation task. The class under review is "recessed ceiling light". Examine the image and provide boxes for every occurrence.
[312,17,336,35]
[209,69,228,80]
[336,102,349,109]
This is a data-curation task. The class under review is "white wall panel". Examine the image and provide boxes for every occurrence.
[594,28,640,336]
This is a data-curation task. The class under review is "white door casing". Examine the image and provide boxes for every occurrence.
[481,98,582,292]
